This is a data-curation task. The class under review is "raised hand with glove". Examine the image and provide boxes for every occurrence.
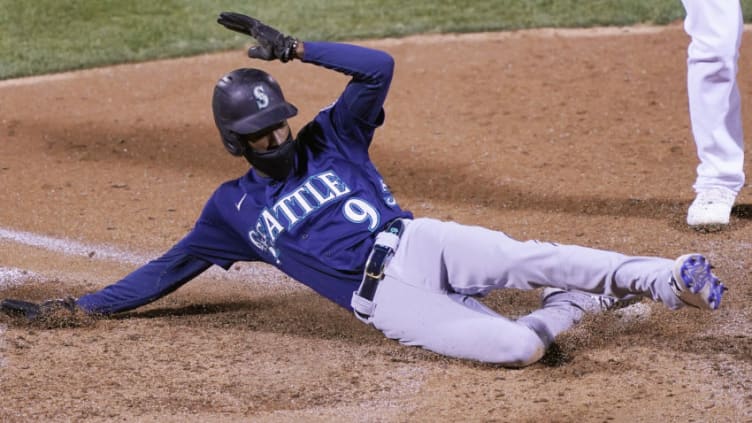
[217,12,302,62]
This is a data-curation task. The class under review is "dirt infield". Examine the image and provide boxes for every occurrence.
[1,23,751,422]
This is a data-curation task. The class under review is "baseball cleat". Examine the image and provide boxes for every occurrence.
[541,287,639,314]
[687,187,736,230]
[670,254,726,310]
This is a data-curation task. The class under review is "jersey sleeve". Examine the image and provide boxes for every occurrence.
[75,196,260,315]
[74,241,213,315]
[301,42,394,152]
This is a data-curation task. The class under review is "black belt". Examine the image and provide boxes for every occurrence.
[351,219,406,320]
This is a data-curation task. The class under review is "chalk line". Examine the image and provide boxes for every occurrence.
[0,267,39,289]
[0,227,297,287]
[0,227,149,265]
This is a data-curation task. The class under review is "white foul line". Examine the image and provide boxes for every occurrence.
[0,226,297,287]
[0,267,39,288]
[0,227,149,265]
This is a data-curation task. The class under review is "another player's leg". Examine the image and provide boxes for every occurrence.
[687,187,738,229]
[682,0,745,229]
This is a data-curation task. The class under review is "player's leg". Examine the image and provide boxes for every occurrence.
[368,275,548,366]
[682,0,744,226]
[366,219,723,363]
[370,268,618,365]
[517,287,632,349]
[394,218,717,310]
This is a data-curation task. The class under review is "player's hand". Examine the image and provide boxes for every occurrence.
[217,12,298,62]
[1,297,77,321]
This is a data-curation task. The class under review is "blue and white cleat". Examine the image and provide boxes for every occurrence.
[670,254,726,310]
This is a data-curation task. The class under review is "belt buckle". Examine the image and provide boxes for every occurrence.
[365,269,384,280]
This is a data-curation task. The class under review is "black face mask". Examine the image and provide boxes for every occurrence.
[243,132,297,180]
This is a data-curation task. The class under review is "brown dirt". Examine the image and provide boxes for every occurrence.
[1,24,751,422]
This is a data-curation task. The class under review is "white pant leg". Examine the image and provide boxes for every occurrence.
[369,277,547,366]
[366,218,679,365]
[682,0,745,193]
[392,218,680,307]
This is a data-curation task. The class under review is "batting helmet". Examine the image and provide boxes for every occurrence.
[212,68,298,156]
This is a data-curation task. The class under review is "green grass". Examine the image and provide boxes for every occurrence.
[0,0,749,79]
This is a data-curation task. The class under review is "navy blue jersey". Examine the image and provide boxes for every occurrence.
[77,41,412,313]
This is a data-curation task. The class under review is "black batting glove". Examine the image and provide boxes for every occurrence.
[217,12,298,63]
[1,297,77,321]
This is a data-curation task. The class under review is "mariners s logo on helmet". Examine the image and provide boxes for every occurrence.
[253,85,269,109]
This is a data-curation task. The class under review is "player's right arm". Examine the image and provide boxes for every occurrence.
[76,194,259,315]
[75,239,212,315]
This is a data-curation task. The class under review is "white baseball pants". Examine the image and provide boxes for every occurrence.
[681,0,745,193]
[365,218,678,366]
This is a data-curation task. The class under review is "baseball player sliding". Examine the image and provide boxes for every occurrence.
[1,13,726,366]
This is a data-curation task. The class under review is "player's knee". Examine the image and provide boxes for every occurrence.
[500,340,546,368]
[483,330,546,368]
[689,39,740,62]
